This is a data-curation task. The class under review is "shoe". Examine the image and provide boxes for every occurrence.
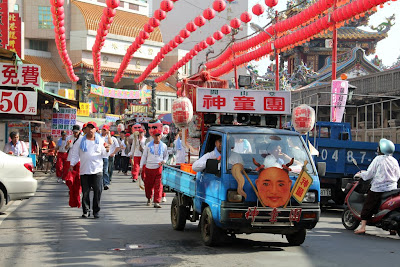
[132,179,137,183]
[57,178,61,183]
[62,180,66,184]
[93,213,99,219]
[154,203,161,208]
[82,213,88,218]
[390,230,397,235]
[104,185,109,190]
[162,197,167,202]
[146,199,152,206]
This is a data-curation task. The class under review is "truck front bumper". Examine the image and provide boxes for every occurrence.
[219,202,320,235]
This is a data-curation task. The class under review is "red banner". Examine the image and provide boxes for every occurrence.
[0,0,8,49]
[8,12,21,57]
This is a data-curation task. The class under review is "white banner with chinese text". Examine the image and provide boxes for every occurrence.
[0,89,38,115]
[196,88,291,115]
[0,63,41,87]
[330,80,348,123]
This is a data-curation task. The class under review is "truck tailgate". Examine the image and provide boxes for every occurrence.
[162,165,196,198]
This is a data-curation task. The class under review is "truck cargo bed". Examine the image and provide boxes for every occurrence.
[162,165,196,198]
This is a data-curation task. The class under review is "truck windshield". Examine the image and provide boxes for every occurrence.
[226,134,314,175]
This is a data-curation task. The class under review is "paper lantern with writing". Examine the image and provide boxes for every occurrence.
[265,0,278,8]
[252,4,265,16]
[292,104,315,135]
[240,11,252,23]
[213,0,226,12]
[172,97,194,128]
[203,8,216,20]
[213,30,224,40]
[149,17,160,27]
[230,18,241,29]
[154,9,167,20]
[221,24,231,35]
[186,21,197,32]
[194,16,206,27]
[106,0,120,9]
[160,0,174,12]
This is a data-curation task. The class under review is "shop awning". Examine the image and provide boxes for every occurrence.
[37,90,79,109]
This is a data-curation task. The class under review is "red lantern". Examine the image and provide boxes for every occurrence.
[106,0,120,9]
[240,11,252,23]
[104,7,117,17]
[213,30,223,40]
[203,8,215,20]
[144,23,154,33]
[149,17,160,27]
[175,35,184,44]
[140,31,149,39]
[194,44,201,52]
[172,97,194,128]
[186,21,197,32]
[206,36,216,46]
[199,40,208,50]
[292,104,315,135]
[180,29,191,39]
[57,13,65,21]
[176,82,182,88]
[230,18,241,29]
[160,0,174,12]
[252,4,264,16]
[169,40,178,48]
[190,49,198,56]
[265,0,278,8]
[194,16,206,27]
[213,0,226,12]
[54,0,64,8]
[58,26,65,35]
[221,24,231,35]
[154,9,167,20]
[56,6,64,16]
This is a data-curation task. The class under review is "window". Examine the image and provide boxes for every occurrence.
[38,6,54,29]
[129,3,139,10]
[165,99,169,111]
[29,40,49,51]
[157,98,161,111]
[119,1,124,7]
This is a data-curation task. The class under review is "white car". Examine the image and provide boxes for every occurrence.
[0,151,37,212]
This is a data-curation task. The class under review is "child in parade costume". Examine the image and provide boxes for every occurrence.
[55,131,69,183]
[129,124,146,182]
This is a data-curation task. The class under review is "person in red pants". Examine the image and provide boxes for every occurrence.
[55,131,69,183]
[139,129,168,208]
[64,125,83,177]
[129,127,146,182]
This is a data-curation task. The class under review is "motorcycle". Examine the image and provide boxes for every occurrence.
[341,159,400,236]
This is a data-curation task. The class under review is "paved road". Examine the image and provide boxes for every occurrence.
[0,172,398,267]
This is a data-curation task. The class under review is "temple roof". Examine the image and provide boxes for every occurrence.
[72,0,163,43]
[316,27,387,41]
[25,55,68,83]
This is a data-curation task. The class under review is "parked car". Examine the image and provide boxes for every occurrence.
[0,151,37,212]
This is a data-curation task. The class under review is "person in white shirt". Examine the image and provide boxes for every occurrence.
[107,130,120,184]
[55,131,70,183]
[140,129,168,208]
[100,124,114,190]
[120,133,131,175]
[65,125,82,174]
[69,121,108,219]
[174,129,187,164]
[3,131,29,157]
[354,138,400,235]
[129,128,146,182]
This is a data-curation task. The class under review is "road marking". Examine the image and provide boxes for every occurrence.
[0,200,21,226]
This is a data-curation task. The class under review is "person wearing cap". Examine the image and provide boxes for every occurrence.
[64,125,83,175]
[120,133,131,175]
[100,124,114,190]
[139,129,168,208]
[69,121,108,219]
[129,127,146,182]
[82,123,88,135]
[55,131,69,183]
[354,138,400,235]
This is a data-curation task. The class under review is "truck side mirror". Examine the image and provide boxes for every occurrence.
[339,132,349,140]
[205,159,220,177]
[317,162,326,177]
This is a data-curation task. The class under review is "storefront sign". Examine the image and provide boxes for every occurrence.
[8,12,21,57]
[52,108,77,137]
[0,89,38,115]
[0,63,41,87]
[0,1,8,49]
[196,88,291,114]
[90,84,151,100]
[77,103,90,117]
[330,80,348,123]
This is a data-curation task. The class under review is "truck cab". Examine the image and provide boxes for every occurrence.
[163,126,320,246]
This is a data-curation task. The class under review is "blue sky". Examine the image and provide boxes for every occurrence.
[248,0,400,72]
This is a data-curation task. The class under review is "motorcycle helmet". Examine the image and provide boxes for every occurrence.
[379,138,395,155]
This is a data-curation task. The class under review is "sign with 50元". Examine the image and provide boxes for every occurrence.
[0,89,38,115]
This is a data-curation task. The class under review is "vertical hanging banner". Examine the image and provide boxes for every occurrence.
[330,80,348,123]
[0,0,8,49]
[8,12,21,57]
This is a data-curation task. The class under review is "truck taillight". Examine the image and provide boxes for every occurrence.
[24,163,33,173]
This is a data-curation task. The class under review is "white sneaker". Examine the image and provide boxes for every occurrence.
[57,178,61,183]
[146,199,152,206]
[62,180,66,184]
[162,197,167,202]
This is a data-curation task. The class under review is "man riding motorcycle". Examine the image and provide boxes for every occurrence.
[354,138,400,235]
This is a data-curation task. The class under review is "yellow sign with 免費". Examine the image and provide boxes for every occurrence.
[77,103,90,117]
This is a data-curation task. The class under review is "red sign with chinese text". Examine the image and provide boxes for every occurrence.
[8,12,21,57]
[0,63,41,87]
[0,0,8,49]
[196,88,291,115]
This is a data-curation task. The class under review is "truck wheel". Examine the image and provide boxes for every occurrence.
[0,189,5,212]
[171,196,187,231]
[286,229,306,246]
[200,206,222,246]
[342,207,360,230]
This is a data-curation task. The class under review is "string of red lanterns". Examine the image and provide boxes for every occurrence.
[113,0,176,84]
[133,0,227,84]
[209,0,393,77]
[51,0,79,82]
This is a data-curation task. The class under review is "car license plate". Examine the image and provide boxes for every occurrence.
[320,188,331,197]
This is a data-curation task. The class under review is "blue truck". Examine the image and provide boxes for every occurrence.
[162,126,320,246]
[307,121,400,205]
